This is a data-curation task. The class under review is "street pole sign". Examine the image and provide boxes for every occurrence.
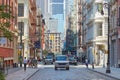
[0,37,7,44]
[34,41,40,48]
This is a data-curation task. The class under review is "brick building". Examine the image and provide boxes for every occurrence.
[0,0,18,68]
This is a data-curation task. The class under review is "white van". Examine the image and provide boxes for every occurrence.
[54,55,69,70]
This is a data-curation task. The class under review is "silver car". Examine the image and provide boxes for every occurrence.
[69,56,77,65]
[54,55,69,70]
[44,56,53,65]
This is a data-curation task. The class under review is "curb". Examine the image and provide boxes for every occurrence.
[88,68,120,80]
[23,68,40,80]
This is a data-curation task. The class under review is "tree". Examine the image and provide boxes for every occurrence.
[0,5,14,41]
[0,71,5,80]
[42,49,49,56]
[98,3,104,15]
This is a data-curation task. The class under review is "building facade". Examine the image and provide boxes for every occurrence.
[110,0,120,68]
[65,0,78,57]
[48,0,65,33]
[35,7,43,60]
[36,0,49,15]
[82,0,108,66]
[45,32,61,54]
[47,18,58,33]
[18,0,37,59]
[0,0,18,67]
[76,0,83,60]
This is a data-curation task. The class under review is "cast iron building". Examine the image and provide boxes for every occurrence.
[45,32,62,54]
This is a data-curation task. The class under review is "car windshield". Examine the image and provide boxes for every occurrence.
[56,56,67,61]
[46,56,52,59]
[69,57,74,60]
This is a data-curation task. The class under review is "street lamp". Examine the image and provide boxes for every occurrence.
[19,21,23,67]
[103,2,111,73]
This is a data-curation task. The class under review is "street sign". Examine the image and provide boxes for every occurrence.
[0,37,7,44]
[17,45,23,49]
[71,50,76,55]
[34,41,40,48]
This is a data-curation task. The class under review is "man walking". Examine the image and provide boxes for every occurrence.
[23,57,27,71]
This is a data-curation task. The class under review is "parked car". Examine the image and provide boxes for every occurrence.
[54,55,69,70]
[44,56,54,65]
[69,56,77,65]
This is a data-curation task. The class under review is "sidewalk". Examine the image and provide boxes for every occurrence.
[4,67,23,75]
[5,64,43,80]
[88,65,120,80]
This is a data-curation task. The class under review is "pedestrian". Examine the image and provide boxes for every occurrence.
[28,58,31,67]
[23,57,27,71]
[85,58,88,68]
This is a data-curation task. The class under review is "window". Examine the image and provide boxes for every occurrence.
[97,23,102,36]
[97,3,103,14]
[52,0,63,3]
[112,13,116,27]
[18,3,24,16]
[56,56,67,61]
[2,0,4,4]
[117,7,120,26]
[52,4,63,15]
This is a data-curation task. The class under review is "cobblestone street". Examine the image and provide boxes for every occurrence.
[28,65,116,80]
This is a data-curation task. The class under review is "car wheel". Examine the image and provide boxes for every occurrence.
[55,67,57,70]
[75,63,77,65]
[44,62,46,65]
[66,67,69,70]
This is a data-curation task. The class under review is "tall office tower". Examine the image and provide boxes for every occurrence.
[36,0,48,15]
[64,0,75,45]
[48,18,58,33]
[64,0,73,38]
[37,0,65,52]
[48,0,65,33]
[36,0,57,32]
[36,0,65,34]
[49,0,63,15]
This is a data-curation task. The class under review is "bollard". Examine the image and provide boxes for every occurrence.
[92,62,94,69]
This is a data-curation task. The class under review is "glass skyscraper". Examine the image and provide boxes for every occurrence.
[52,4,63,15]
[36,0,49,15]
[51,0,63,3]
[49,0,65,33]
[37,0,65,34]
[49,0,64,15]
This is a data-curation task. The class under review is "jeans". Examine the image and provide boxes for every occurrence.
[24,63,26,71]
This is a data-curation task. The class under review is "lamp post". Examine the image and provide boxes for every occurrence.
[19,21,23,67]
[103,2,111,73]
